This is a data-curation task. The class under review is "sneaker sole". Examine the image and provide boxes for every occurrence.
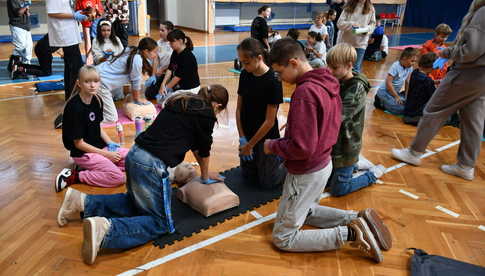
[57,187,74,226]
[55,168,71,193]
[357,218,384,263]
[360,209,392,251]
[82,218,97,265]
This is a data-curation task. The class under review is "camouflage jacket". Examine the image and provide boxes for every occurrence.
[332,72,371,168]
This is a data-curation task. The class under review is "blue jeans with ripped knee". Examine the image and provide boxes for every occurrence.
[83,144,175,249]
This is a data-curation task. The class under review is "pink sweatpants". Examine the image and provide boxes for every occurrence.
[72,147,129,188]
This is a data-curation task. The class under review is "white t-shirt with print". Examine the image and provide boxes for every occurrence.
[46,0,82,47]
[309,24,328,36]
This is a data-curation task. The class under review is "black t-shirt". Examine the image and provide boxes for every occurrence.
[250,16,269,48]
[62,94,106,157]
[404,69,436,117]
[7,0,30,31]
[238,68,283,141]
[168,48,200,90]
[135,97,216,168]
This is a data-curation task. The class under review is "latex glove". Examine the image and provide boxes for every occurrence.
[145,75,157,87]
[103,51,113,58]
[107,142,120,152]
[201,174,225,184]
[155,93,165,104]
[433,57,448,70]
[74,10,88,22]
[21,1,31,8]
[239,136,254,161]
[134,99,151,105]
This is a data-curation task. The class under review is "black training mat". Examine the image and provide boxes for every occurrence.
[153,167,282,248]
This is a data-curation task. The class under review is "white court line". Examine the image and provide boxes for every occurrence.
[479,225,485,232]
[435,205,460,218]
[399,189,419,200]
[250,211,263,219]
[118,213,277,276]
[0,91,64,102]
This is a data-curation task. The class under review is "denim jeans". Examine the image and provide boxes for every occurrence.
[83,144,175,249]
[329,164,377,197]
[376,87,406,115]
[354,48,366,72]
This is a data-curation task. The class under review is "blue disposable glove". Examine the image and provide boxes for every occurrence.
[74,10,88,22]
[21,1,31,8]
[239,136,254,161]
[433,57,448,70]
[201,175,225,184]
[103,51,113,58]
[107,142,120,152]
[134,100,151,105]
[145,75,157,87]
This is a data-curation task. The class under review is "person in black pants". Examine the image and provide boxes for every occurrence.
[251,5,271,50]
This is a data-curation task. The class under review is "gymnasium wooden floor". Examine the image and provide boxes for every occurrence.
[0,27,484,275]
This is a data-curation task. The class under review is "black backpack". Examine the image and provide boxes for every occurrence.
[409,248,485,276]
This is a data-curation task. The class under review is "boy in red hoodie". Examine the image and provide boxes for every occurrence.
[264,38,389,262]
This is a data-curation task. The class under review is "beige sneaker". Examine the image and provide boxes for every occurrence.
[82,217,110,265]
[440,164,474,181]
[57,187,86,227]
[349,217,384,263]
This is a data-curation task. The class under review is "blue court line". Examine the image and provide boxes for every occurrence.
[0,32,442,86]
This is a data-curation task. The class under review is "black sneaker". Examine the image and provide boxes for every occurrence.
[55,168,72,193]
[7,55,20,72]
[12,71,28,80]
[373,96,383,109]
[54,113,63,129]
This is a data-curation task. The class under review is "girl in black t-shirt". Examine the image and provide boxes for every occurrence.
[158,29,201,103]
[55,65,129,193]
[57,84,229,265]
[236,38,287,189]
[250,5,271,50]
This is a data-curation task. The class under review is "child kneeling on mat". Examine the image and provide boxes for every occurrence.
[264,38,392,260]
[326,43,386,197]
[56,85,228,265]
[56,65,128,192]
[236,37,287,189]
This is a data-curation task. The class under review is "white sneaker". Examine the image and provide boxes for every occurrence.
[357,155,375,170]
[440,164,474,181]
[369,165,386,178]
[55,168,71,193]
[57,187,85,227]
[391,148,423,166]
[82,217,111,265]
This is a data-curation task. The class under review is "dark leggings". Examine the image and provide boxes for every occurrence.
[34,34,84,100]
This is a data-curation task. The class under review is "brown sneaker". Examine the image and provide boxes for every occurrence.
[82,217,110,265]
[358,208,392,251]
[57,187,86,227]
[349,217,384,263]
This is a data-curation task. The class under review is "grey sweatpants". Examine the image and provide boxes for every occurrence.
[411,67,485,167]
[272,162,358,252]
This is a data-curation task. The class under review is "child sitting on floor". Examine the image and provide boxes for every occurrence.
[91,20,123,65]
[306,31,327,68]
[56,65,128,192]
[326,43,386,197]
[264,38,392,260]
[286,28,305,51]
[403,53,438,126]
[421,23,453,81]
[374,47,418,115]
[364,16,388,61]
[309,11,329,42]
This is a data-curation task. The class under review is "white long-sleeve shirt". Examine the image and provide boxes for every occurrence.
[92,37,124,64]
[337,3,376,49]
[97,49,144,90]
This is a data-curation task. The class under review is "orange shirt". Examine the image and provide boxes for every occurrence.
[421,39,448,80]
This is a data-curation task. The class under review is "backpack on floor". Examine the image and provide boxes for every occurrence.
[35,81,64,92]
[409,248,485,276]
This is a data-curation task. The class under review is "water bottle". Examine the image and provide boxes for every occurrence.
[116,121,124,144]
[135,117,144,136]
